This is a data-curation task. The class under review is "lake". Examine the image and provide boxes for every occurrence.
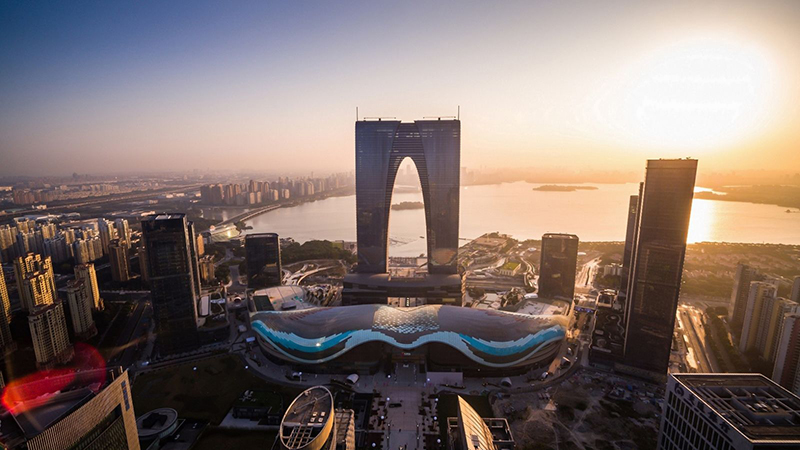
[201,182,800,257]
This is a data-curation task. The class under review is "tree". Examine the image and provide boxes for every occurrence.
[214,265,230,283]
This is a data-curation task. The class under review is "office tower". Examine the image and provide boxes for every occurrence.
[343,118,463,305]
[245,233,282,289]
[141,213,199,355]
[772,313,800,395]
[28,301,73,368]
[279,386,355,450]
[75,263,103,310]
[0,368,140,449]
[187,221,202,294]
[447,396,514,450]
[620,189,641,296]
[792,275,800,304]
[0,270,13,353]
[729,263,765,335]
[538,233,579,301]
[658,373,800,450]
[739,282,799,363]
[138,243,149,283]
[65,279,98,339]
[13,253,56,300]
[109,239,132,282]
[115,218,131,244]
[623,159,697,376]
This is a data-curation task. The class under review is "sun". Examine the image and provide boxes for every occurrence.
[619,37,775,151]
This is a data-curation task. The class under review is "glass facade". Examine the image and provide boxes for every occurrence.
[538,233,579,301]
[245,233,282,289]
[354,119,460,275]
[141,213,199,355]
[623,159,697,374]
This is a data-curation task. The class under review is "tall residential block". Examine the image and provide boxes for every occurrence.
[141,213,199,355]
[623,159,697,376]
[28,301,73,368]
[792,275,800,304]
[13,253,56,311]
[245,233,282,289]
[772,313,800,396]
[538,233,579,301]
[66,279,98,340]
[75,263,103,310]
[0,270,13,353]
[658,373,800,450]
[729,263,764,335]
[19,272,56,312]
[109,239,132,282]
[115,218,131,244]
[739,282,799,363]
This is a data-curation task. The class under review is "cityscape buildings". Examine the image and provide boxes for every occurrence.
[28,301,73,368]
[141,213,200,355]
[13,253,56,312]
[245,233,282,289]
[538,233,579,301]
[0,269,14,353]
[343,119,463,305]
[620,190,640,296]
[622,159,697,377]
[658,373,800,450]
[739,282,799,364]
[278,386,354,450]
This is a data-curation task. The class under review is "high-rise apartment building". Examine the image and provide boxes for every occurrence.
[792,275,800,304]
[19,272,56,312]
[0,269,14,353]
[13,253,56,304]
[739,282,799,363]
[0,368,140,449]
[538,233,579,301]
[729,263,765,335]
[772,313,800,396]
[74,263,103,310]
[115,218,131,244]
[623,159,697,377]
[28,301,73,368]
[98,218,117,255]
[109,239,131,282]
[343,118,463,305]
[245,233,282,289]
[199,255,216,285]
[658,373,800,450]
[66,279,97,340]
[141,213,199,355]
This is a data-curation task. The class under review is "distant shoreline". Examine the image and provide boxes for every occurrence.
[391,201,424,210]
[532,185,598,192]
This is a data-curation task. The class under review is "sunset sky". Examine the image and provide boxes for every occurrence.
[1,1,799,176]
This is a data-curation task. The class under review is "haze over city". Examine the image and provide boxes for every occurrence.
[2,0,800,176]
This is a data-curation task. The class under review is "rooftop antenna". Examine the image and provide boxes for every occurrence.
[364,116,396,121]
[458,105,460,120]
[356,107,359,121]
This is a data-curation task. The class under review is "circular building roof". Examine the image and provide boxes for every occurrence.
[136,408,179,439]
[280,386,334,450]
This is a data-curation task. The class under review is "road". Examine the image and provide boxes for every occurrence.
[677,305,718,373]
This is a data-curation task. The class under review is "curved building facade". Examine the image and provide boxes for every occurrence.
[344,119,463,305]
[252,305,567,371]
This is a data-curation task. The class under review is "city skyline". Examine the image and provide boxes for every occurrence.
[2,1,800,176]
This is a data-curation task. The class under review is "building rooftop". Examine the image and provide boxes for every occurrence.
[280,386,334,450]
[142,213,186,221]
[136,408,179,439]
[673,373,800,443]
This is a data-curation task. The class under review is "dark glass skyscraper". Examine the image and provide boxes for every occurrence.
[141,213,199,355]
[728,263,764,336]
[620,188,641,296]
[343,119,463,305]
[538,233,579,301]
[245,233,282,289]
[623,159,697,376]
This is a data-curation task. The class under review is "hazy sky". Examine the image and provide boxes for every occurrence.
[2,1,799,176]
